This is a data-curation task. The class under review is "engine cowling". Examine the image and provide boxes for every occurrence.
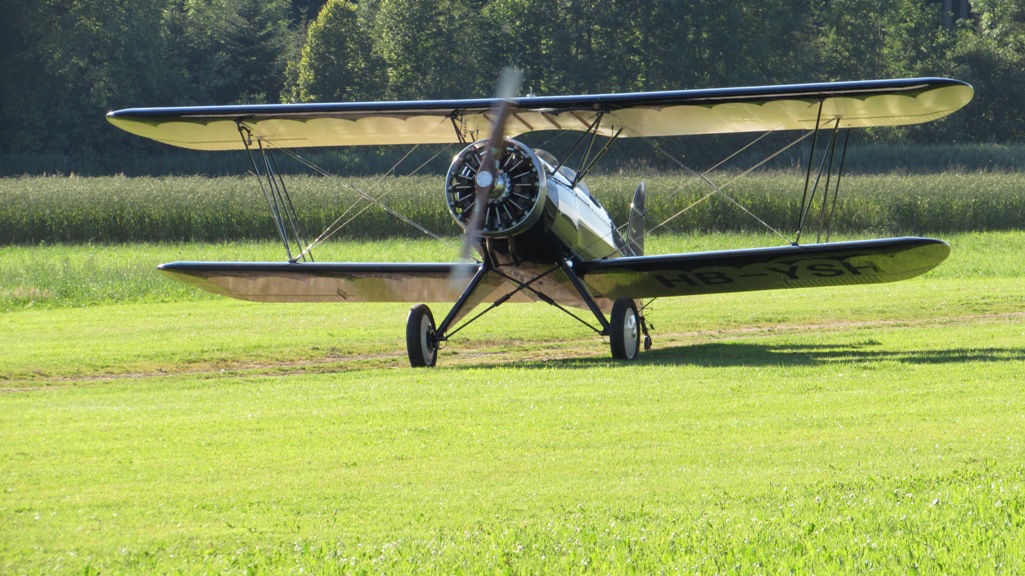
[445,138,547,238]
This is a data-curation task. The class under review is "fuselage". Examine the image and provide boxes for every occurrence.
[534,157,626,262]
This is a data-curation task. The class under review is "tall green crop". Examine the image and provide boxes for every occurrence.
[3,172,1025,245]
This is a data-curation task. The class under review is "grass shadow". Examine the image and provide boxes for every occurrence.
[644,342,1025,368]
[471,342,1025,370]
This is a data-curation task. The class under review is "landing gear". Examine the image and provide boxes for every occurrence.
[610,297,641,360]
[404,261,652,366]
[406,304,437,367]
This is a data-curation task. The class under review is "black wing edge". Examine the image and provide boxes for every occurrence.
[578,237,950,300]
[109,78,969,121]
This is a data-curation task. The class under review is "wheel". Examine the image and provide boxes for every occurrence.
[610,297,641,360]
[406,304,437,367]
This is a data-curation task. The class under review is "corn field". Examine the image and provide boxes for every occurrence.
[2,172,1024,245]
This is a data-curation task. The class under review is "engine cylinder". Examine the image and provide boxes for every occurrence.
[445,138,547,238]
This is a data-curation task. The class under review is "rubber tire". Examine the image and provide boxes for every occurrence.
[406,304,437,367]
[610,297,641,360]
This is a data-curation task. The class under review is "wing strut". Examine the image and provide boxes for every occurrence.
[239,123,313,263]
[550,110,605,177]
[818,128,851,243]
[540,109,625,188]
[795,99,826,242]
[571,127,624,188]
[794,108,850,245]
[449,112,472,146]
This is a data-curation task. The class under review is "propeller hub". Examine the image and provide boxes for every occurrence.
[488,171,509,202]
[474,170,494,189]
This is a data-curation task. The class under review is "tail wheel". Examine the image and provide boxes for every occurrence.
[610,297,641,360]
[406,304,437,368]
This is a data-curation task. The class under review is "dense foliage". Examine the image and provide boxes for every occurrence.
[2,0,1025,173]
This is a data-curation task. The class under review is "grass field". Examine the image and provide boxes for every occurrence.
[2,232,1025,572]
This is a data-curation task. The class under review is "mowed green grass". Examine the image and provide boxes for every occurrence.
[2,233,1025,572]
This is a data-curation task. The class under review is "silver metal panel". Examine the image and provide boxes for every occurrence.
[157,262,497,303]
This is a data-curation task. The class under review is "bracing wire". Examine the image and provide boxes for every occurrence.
[569,129,818,260]
[238,121,460,262]
[269,144,459,261]
[700,129,777,175]
[642,131,817,244]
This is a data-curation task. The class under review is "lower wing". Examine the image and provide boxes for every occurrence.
[577,237,949,300]
[159,238,947,309]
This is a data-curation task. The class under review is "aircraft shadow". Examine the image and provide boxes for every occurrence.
[475,342,1025,370]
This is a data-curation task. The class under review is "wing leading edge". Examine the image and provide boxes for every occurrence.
[108,78,972,150]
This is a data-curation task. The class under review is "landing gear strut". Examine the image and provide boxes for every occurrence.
[404,259,653,367]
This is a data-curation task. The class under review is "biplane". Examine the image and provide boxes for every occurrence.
[107,76,973,367]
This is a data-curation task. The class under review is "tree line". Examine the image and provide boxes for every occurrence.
[3,0,1025,173]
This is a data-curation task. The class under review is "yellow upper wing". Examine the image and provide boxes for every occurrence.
[107,78,973,151]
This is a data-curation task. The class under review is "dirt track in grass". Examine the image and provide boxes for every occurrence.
[7,309,1022,390]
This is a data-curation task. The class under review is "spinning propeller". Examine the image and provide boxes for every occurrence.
[457,68,523,264]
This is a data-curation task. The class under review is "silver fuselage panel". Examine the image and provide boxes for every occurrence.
[539,160,624,262]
